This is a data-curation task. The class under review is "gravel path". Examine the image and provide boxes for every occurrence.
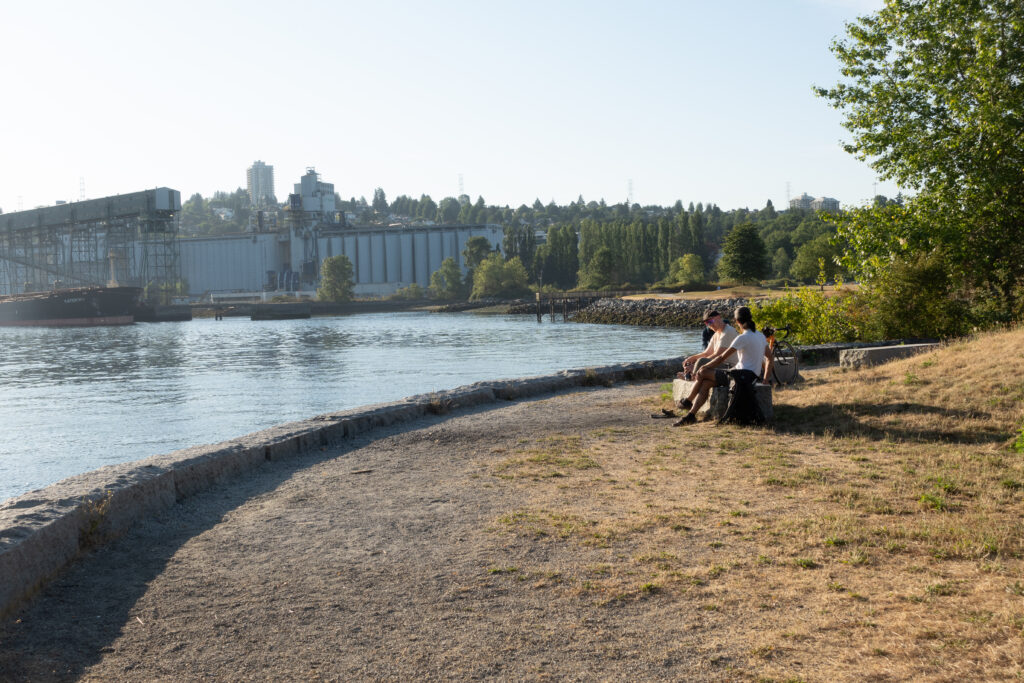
[0,382,738,682]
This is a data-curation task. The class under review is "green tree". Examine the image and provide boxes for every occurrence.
[317,255,355,302]
[429,257,463,300]
[817,0,1024,318]
[462,236,494,269]
[470,255,530,300]
[790,233,844,283]
[771,248,792,280]
[668,254,705,286]
[718,224,769,284]
[578,246,616,289]
[437,197,461,224]
[372,188,388,213]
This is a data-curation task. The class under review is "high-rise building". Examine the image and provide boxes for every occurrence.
[246,161,275,209]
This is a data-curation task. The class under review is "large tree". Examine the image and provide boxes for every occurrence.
[817,0,1024,318]
[429,257,463,300]
[317,255,355,302]
[718,224,769,285]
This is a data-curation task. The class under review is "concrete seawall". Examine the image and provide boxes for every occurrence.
[0,357,683,619]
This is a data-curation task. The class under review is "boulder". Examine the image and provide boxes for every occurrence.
[672,378,773,422]
[839,343,939,369]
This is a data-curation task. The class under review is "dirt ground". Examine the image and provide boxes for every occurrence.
[1,383,748,682]
[2,338,1023,682]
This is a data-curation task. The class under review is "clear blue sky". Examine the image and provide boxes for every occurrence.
[0,0,897,213]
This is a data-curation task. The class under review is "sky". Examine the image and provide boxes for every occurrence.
[0,0,898,214]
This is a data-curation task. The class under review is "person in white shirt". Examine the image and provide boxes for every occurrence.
[673,306,772,426]
[654,309,737,420]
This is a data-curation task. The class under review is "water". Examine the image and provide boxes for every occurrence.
[0,312,701,503]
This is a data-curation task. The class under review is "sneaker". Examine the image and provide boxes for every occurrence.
[671,413,697,427]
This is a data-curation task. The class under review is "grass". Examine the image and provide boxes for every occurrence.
[481,326,1024,680]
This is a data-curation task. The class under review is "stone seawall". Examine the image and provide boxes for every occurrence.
[0,358,683,619]
[573,297,753,327]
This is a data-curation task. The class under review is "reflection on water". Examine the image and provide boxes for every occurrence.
[0,312,701,502]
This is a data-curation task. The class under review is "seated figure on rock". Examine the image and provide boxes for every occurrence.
[653,308,737,420]
[672,306,773,427]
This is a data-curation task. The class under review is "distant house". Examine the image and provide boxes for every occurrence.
[790,192,839,213]
[212,208,235,220]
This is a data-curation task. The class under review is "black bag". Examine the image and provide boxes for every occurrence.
[718,369,766,426]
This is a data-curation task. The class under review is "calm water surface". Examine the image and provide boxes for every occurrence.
[0,312,701,502]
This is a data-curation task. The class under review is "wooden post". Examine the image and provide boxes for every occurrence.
[536,292,542,322]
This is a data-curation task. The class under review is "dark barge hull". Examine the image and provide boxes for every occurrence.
[0,286,141,327]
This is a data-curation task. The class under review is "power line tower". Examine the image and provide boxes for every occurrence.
[458,173,464,197]
[627,179,634,205]
[785,181,791,207]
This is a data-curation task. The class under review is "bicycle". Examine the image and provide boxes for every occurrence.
[762,324,800,385]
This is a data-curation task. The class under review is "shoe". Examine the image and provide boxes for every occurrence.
[680,398,693,410]
[650,410,676,419]
[671,413,697,427]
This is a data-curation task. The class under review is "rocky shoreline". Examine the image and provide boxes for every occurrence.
[572,297,755,327]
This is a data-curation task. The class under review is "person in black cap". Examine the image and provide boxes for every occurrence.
[680,308,737,381]
[653,308,737,419]
[672,305,772,426]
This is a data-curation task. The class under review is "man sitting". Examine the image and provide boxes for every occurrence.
[673,306,773,426]
[654,308,736,419]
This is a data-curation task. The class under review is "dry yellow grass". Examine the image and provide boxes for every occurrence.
[484,327,1024,681]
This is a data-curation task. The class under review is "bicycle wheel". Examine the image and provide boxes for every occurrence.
[772,341,799,385]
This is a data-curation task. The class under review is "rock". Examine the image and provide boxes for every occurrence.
[672,378,773,422]
[839,343,940,369]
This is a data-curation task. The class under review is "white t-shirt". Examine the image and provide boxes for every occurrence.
[708,325,738,367]
[729,330,768,374]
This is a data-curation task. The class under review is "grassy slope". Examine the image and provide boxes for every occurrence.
[486,327,1024,681]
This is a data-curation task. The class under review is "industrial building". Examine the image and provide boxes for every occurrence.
[179,222,503,300]
[0,168,503,301]
[0,188,181,298]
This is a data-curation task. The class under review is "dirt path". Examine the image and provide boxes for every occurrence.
[1,382,740,682]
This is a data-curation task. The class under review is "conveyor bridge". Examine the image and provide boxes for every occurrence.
[0,188,182,301]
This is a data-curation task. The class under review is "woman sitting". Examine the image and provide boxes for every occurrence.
[673,306,772,426]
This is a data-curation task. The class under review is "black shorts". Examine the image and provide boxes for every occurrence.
[714,369,731,387]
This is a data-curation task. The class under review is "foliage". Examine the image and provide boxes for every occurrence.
[855,251,973,340]
[470,255,531,300]
[388,283,427,300]
[429,257,464,300]
[577,246,616,290]
[317,255,354,302]
[753,286,862,345]
[372,188,388,213]
[462,236,495,270]
[718,223,769,285]
[535,225,579,289]
[817,0,1024,319]
[756,252,972,343]
[502,225,537,275]
[666,254,705,287]
[790,233,845,284]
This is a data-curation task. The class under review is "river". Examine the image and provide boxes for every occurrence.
[0,312,702,503]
